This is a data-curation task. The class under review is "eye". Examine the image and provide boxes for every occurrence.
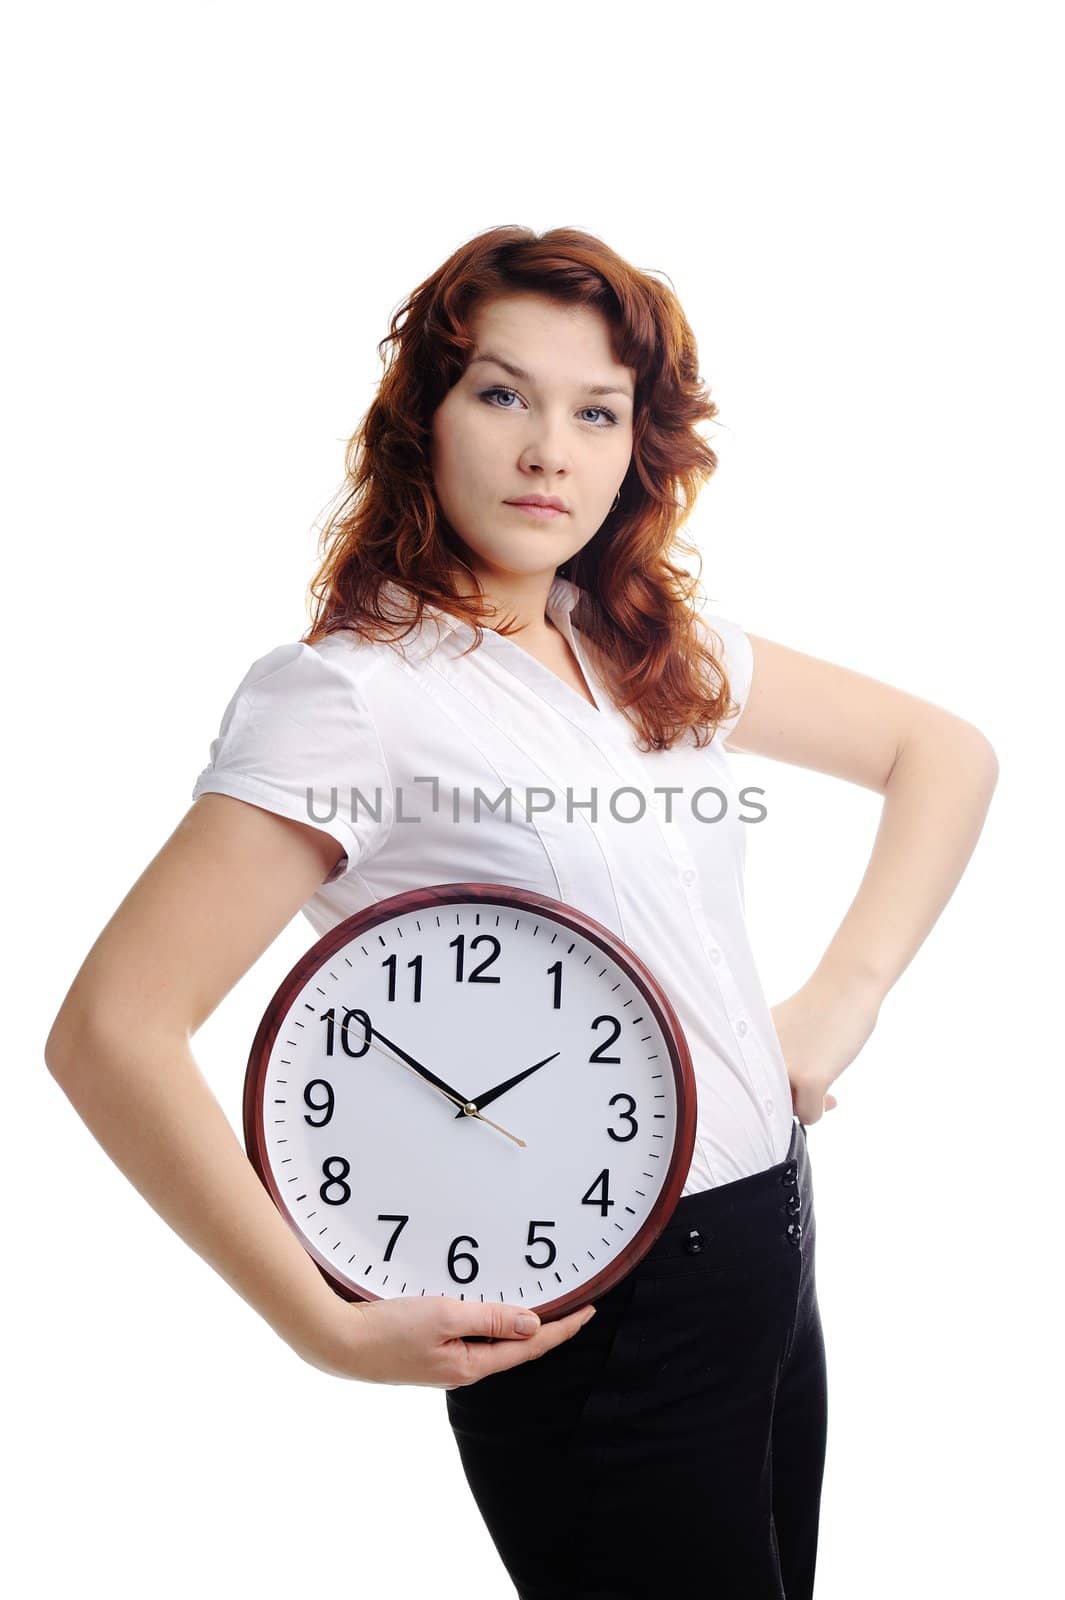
[478,385,620,428]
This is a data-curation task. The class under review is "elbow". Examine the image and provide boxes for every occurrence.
[961,723,999,786]
[44,1008,78,1077]
[44,998,107,1079]
[887,715,999,790]
[959,726,1002,800]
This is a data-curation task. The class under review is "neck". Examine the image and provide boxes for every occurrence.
[449,567,562,638]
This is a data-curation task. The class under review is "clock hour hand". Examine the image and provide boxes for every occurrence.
[453,1051,562,1119]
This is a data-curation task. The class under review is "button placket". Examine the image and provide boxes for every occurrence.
[690,912,780,1102]
[506,604,787,1138]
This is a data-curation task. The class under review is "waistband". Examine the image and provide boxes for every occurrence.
[636,1115,810,1276]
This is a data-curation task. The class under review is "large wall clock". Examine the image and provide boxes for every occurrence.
[244,882,696,1322]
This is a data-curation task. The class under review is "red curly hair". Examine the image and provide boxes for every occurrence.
[302,224,740,753]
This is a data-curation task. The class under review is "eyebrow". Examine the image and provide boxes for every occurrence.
[467,351,633,401]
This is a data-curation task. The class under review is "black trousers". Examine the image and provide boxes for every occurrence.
[444,1116,828,1599]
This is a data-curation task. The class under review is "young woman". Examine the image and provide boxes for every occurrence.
[45,225,998,1599]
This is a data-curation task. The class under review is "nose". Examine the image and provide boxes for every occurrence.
[518,423,573,481]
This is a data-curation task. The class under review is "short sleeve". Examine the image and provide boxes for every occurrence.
[191,642,393,886]
[698,610,755,746]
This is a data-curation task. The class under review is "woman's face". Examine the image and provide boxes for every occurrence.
[429,292,635,590]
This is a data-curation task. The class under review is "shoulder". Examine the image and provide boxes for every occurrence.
[214,631,399,720]
[696,609,753,679]
[693,609,755,748]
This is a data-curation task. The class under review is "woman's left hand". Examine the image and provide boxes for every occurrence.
[770,972,883,1126]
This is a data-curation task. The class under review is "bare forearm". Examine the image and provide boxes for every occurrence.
[812,718,999,1004]
[44,1018,345,1362]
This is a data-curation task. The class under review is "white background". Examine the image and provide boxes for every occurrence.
[6,2,1060,1595]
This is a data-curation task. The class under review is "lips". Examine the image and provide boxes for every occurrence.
[506,502,566,519]
[505,496,568,513]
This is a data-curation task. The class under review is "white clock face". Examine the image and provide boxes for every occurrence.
[249,888,692,1316]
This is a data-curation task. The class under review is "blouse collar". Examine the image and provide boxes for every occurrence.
[378,574,584,642]
[373,574,625,730]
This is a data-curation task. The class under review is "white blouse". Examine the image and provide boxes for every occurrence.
[191,575,794,1192]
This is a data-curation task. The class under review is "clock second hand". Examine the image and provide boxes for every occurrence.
[340,1016,527,1148]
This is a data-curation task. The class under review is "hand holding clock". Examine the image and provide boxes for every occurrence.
[301,1288,598,1389]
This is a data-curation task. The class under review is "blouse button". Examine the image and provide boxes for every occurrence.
[736,1020,748,1037]
[681,869,696,885]
[709,948,721,964]
[765,1098,774,1113]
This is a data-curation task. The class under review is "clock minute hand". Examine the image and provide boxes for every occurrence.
[367,1023,470,1105]
[453,1051,562,1119]
[362,1022,526,1148]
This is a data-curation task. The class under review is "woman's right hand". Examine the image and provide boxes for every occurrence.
[301,1293,599,1389]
